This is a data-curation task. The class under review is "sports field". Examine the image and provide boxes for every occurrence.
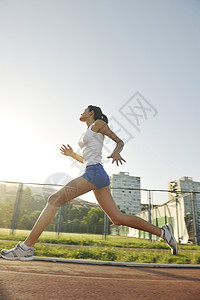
[1,230,200,299]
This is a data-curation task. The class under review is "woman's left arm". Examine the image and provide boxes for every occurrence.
[93,120,126,166]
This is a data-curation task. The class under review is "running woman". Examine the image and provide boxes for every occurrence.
[0,105,177,260]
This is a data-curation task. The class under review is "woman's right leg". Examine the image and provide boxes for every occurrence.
[24,176,96,247]
[93,186,178,255]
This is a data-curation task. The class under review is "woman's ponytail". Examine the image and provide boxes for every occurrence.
[88,105,108,124]
[101,113,108,123]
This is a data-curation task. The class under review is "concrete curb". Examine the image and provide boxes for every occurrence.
[33,256,200,268]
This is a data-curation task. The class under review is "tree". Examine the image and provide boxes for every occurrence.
[0,199,14,228]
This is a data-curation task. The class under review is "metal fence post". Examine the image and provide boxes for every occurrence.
[191,192,198,245]
[194,192,200,245]
[148,190,152,242]
[103,212,108,240]
[191,192,200,245]
[57,206,63,236]
[10,183,23,235]
[164,204,167,224]
[175,193,180,243]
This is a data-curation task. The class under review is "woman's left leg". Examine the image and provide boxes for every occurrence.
[93,186,161,237]
[24,176,96,247]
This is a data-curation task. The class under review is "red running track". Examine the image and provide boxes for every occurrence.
[0,259,200,300]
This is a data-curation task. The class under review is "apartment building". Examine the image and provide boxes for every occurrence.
[110,172,141,214]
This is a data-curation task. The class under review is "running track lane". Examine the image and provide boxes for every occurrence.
[0,260,200,300]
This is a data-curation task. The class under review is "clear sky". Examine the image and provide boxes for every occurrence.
[0,0,199,205]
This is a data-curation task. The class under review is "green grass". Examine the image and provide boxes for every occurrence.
[0,229,200,264]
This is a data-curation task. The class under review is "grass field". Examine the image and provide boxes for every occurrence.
[0,229,200,264]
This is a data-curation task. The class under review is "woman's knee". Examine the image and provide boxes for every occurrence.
[47,193,62,207]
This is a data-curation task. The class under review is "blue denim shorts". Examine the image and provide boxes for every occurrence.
[81,164,110,189]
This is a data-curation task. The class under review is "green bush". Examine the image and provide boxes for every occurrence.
[1,229,200,264]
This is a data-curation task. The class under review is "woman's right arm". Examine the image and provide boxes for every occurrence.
[60,144,83,163]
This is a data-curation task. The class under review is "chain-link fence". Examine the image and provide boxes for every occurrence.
[0,181,109,237]
[0,180,199,244]
[122,190,200,245]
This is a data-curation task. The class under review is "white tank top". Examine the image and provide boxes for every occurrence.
[78,123,104,167]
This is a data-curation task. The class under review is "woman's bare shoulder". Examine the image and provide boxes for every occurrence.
[92,119,108,133]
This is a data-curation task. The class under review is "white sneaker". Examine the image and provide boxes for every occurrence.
[0,242,33,261]
[162,224,178,255]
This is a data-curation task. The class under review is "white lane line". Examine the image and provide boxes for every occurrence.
[0,270,199,283]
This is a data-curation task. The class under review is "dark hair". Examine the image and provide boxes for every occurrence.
[88,105,108,123]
